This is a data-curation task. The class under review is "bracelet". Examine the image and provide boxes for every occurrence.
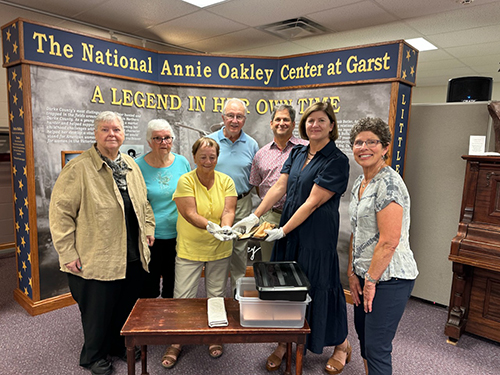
[365,272,379,284]
[348,271,356,277]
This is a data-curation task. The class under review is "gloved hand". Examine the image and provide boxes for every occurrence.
[264,227,286,242]
[206,221,222,235]
[221,226,238,241]
[232,213,259,234]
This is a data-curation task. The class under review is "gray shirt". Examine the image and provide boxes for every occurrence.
[349,166,418,281]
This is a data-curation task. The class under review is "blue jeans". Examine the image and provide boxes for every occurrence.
[353,277,415,375]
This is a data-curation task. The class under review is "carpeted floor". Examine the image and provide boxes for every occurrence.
[1,252,499,375]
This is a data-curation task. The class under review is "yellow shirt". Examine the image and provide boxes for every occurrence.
[173,169,237,261]
[49,146,154,281]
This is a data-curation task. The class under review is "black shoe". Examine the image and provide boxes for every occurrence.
[88,359,112,375]
[118,346,141,362]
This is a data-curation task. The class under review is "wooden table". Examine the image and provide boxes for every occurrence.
[121,298,310,375]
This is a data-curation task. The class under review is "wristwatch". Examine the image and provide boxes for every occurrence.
[365,272,379,284]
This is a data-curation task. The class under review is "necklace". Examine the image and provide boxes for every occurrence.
[361,163,385,188]
[308,151,316,156]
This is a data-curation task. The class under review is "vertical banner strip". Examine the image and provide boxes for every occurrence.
[391,83,412,176]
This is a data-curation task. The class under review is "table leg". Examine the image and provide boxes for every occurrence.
[141,345,149,375]
[295,343,304,375]
[126,345,135,375]
[284,342,292,375]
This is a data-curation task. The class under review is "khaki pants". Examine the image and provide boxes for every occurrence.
[173,256,231,299]
[229,192,253,292]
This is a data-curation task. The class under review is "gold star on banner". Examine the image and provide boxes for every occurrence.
[24,197,29,207]
[27,252,31,263]
[16,245,21,255]
[402,70,407,80]
[18,207,24,218]
[19,107,24,119]
[29,278,32,288]
[6,29,11,41]
[23,166,27,176]
[15,221,20,231]
[12,70,17,81]
[4,53,10,64]
[22,261,27,271]
[9,112,14,122]
[13,23,16,29]
[406,50,411,61]
[18,79,23,90]
[13,193,17,204]
[8,81,11,92]
[13,93,18,105]
[12,165,17,175]
[18,179,23,190]
[13,41,18,54]
[21,237,26,246]
[24,287,28,296]
[18,271,22,280]
[25,223,29,233]
[410,66,415,76]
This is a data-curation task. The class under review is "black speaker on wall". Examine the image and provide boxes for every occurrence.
[447,76,493,102]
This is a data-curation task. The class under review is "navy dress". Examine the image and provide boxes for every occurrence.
[271,141,349,354]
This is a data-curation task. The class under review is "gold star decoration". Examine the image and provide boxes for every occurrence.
[23,166,27,176]
[13,41,18,54]
[21,236,26,246]
[13,193,17,204]
[29,278,32,288]
[25,223,29,233]
[12,165,17,175]
[12,23,16,29]
[12,70,17,81]
[9,112,14,122]
[27,252,31,263]
[24,197,29,207]
[406,50,411,61]
[8,81,11,92]
[410,66,415,76]
[4,53,10,64]
[18,271,22,280]
[18,179,23,190]
[402,70,407,80]
[22,261,27,271]
[13,93,18,105]
[15,221,20,231]
[16,245,21,255]
[18,79,23,90]
[18,207,24,218]
[18,106,24,118]
[24,287,28,296]
[6,29,11,41]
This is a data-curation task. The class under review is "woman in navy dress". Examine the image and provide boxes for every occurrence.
[233,102,350,374]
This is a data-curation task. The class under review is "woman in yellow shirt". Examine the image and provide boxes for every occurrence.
[161,137,237,369]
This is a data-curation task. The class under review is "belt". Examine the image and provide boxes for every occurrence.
[272,208,283,214]
[237,190,251,200]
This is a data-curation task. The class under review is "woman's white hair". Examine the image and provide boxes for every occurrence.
[146,119,175,141]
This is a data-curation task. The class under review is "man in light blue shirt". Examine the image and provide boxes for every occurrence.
[208,98,259,293]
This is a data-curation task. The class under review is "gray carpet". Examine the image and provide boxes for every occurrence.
[1,252,499,375]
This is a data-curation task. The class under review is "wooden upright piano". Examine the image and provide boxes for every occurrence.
[445,155,500,343]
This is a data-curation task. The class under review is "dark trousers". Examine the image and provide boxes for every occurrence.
[67,260,146,367]
[141,238,176,298]
[353,277,415,375]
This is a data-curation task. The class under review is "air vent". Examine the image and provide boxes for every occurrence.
[259,17,329,40]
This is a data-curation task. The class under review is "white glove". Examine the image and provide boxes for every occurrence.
[264,227,286,242]
[221,226,238,241]
[206,221,222,235]
[232,213,259,234]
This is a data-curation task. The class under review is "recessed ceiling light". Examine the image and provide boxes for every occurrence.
[182,0,225,7]
[405,38,438,52]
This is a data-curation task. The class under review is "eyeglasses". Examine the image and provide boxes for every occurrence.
[353,139,382,148]
[152,136,174,144]
[224,113,246,121]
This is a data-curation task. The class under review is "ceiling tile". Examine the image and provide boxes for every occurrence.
[428,24,500,48]
[307,1,397,33]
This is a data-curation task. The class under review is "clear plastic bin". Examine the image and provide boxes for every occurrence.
[235,277,311,328]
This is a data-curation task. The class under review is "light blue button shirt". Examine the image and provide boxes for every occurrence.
[207,127,259,195]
